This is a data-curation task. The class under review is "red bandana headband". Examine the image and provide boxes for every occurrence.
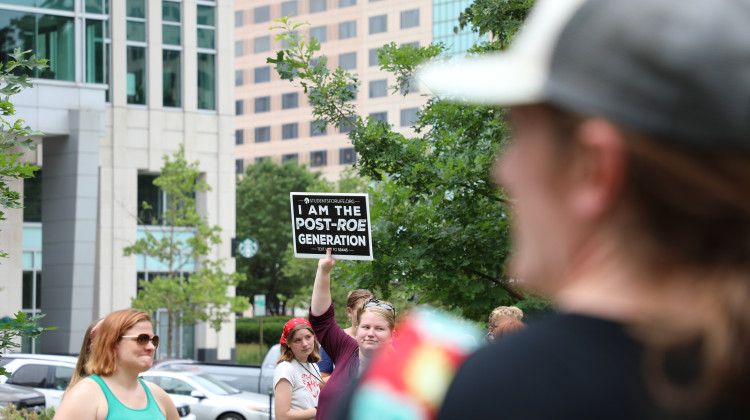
[280,317,313,345]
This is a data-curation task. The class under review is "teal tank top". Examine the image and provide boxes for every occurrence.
[90,374,166,420]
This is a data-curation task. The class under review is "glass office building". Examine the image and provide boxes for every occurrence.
[0,0,239,362]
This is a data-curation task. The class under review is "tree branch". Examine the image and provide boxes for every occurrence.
[470,269,525,301]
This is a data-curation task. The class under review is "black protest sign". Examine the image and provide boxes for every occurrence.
[290,192,373,260]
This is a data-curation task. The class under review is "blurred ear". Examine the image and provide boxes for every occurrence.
[568,119,627,220]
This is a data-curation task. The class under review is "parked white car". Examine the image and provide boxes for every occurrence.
[0,353,77,409]
[140,368,274,420]
[0,353,195,419]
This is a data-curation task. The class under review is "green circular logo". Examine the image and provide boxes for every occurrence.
[237,237,259,258]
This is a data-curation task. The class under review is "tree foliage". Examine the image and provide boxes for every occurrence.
[235,158,330,315]
[124,145,249,357]
[0,49,50,368]
[0,48,47,258]
[267,0,549,322]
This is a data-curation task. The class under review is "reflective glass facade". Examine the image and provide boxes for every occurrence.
[433,0,481,56]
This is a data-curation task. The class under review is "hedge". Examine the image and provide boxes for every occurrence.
[236,316,290,347]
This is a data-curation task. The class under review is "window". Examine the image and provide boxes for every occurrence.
[236,159,244,174]
[369,79,387,98]
[282,123,299,140]
[23,170,42,222]
[282,30,298,49]
[345,84,357,101]
[339,20,356,39]
[403,41,419,48]
[127,0,146,42]
[310,151,328,167]
[254,36,270,53]
[127,46,146,104]
[235,70,244,86]
[235,40,244,57]
[311,120,327,136]
[255,96,271,113]
[369,111,387,123]
[138,174,165,225]
[197,5,216,110]
[235,100,244,115]
[340,147,356,165]
[340,116,356,133]
[310,26,327,43]
[197,5,215,49]
[235,129,244,145]
[339,0,356,7]
[255,156,269,163]
[281,0,298,17]
[400,9,420,29]
[254,5,270,23]
[11,365,49,388]
[400,75,419,95]
[369,48,379,67]
[310,0,327,13]
[282,153,299,163]
[338,52,356,70]
[369,15,387,34]
[163,50,182,107]
[255,66,271,83]
[235,10,244,27]
[255,126,271,143]
[162,1,181,45]
[53,366,74,390]
[162,1,182,107]
[401,107,419,126]
[282,92,299,109]
[197,53,215,110]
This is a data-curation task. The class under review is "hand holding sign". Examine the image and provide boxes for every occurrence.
[318,248,338,273]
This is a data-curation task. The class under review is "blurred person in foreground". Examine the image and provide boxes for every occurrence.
[419,0,750,417]
[55,309,179,419]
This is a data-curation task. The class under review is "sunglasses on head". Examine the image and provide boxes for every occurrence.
[121,333,160,347]
[363,298,396,316]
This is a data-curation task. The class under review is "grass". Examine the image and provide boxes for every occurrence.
[236,342,269,365]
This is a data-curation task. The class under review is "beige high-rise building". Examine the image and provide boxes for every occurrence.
[235,0,434,180]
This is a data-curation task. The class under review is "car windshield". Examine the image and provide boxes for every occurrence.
[191,374,239,395]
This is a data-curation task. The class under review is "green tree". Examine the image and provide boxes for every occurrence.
[267,0,547,322]
[235,158,331,315]
[124,145,249,357]
[0,49,51,368]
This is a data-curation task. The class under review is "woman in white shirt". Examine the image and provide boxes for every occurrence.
[273,317,324,420]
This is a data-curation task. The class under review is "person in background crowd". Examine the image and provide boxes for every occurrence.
[274,317,323,420]
[343,289,375,338]
[310,248,396,420]
[419,0,750,417]
[55,309,179,419]
[66,318,103,392]
[492,318,525,341]
[317,288,375,380]
[484,306,524,344]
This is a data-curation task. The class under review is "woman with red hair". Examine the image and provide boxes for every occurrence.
[55,308,178,419]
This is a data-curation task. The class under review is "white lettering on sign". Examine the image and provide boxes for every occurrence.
[298,234,367,246]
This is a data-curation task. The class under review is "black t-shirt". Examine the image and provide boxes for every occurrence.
[437,314,746,420]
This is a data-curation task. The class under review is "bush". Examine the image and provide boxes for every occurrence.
[0,405,55,420]
[236,316,289,347]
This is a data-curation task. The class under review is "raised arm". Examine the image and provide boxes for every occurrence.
[311,248,338,316]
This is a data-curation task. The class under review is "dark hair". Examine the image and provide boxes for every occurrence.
[539,103,750,411]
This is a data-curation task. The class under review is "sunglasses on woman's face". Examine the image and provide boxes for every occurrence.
[121,333,160,347]
[363,298,396,316]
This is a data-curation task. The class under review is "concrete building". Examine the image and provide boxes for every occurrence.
[0,0,238,362]
[234,0,438,180]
